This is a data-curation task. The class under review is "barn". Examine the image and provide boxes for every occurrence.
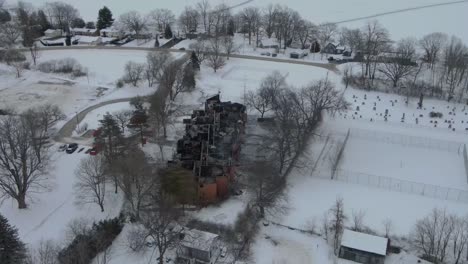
[339,229,389,264]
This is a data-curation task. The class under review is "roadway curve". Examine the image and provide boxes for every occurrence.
[55,97,134,142]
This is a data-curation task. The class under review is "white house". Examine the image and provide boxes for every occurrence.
[71,28,97,36]
[44,29,62,38]
[177,229,220,264]
[339,229,389,264]
[100,27,122,38]
[259,38,280,49]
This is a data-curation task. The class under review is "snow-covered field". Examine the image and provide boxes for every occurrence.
[8,0,468,43]
[0,148,123,249]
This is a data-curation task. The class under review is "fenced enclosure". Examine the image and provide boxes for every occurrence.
[349,127,464,154]
[312,127,468,203]
[312,169,468,204]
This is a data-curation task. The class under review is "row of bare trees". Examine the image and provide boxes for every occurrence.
[0,104,65,209]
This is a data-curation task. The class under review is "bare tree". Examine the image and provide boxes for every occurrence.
[246,160,287,218]
[123,61,145,86]
[412,208,455,263]
[329,197,347,255]
[443,36,467,101]
[178,6,199,34]
[115,149,157,220]
[318,23,338,51]
[29,239,60,264]
[420,32,448,90]
[159,58,187,101]
[342,64,353,89]
[147,9,175,32]
[451,216,468,264]
[29,43,40,66]
[360,21,391,82]
[145,51,173,87]
[142,191,183,264]
[244,89,271,118]
[379,38,418,87]
[196,0,210,33]
[149,90,178,138]
[296,19,317,49]
[118,11,147,38]
[241,7,261,46]
[74,155,108,212]
[244,71,286,117]
[0,21,21,47]
[351,210,366,232]
[0,114,51,209]
[221,35,237,60]
[382,218,393,238]
[189,38,208,63]
[206,37,226,73]
[45,2,79,33]
[262,4,279,38]
[113,110,132,134]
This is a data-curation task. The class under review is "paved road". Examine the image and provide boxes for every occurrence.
[23,46,338,72]
[54,97,134,142]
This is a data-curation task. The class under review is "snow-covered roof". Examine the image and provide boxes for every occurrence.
[72,28,97,33]
[181,229,219,252]
[100,27,119,33]
[341,229,388,256]
[261,38,279,46]
[44,29,59,34]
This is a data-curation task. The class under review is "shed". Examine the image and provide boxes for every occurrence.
[339,229,389,264]
[178,229,220,263]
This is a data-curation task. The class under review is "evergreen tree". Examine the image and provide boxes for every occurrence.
[310,41,321,53]
[0,9,11,24]
[227,19,235,36]
[0,214,26,264]
[154,35,160,48]
[96,6,114,30]
[182,64,196,92]
[164,24,173,39]
[37,10,51,33]
[190,51,200,70]
[86,21,95,29]
[71,17,86,28]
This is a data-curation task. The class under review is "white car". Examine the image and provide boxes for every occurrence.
[220,246,227,258]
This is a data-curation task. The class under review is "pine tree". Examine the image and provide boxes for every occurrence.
[164,24,173,39]
[182,64,196,91]
[227,19,235,36]
[97,113,123,193]
[96,6,114,30]
[154,36,160,48]
[37,10,51,33]
[0,214,26,264]
[190,51,200,70]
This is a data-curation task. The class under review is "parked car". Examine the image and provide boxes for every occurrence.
[179,47,186,51]
[89,148,99,156]
[66,143,78,154]
[260,52,271,56]
[220,246,227,258]
[58,144,67,152]
[85,148,92,154]
[78,147,85,153]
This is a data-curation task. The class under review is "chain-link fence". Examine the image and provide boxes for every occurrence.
[349,127,464,154]
[312,169,468,203]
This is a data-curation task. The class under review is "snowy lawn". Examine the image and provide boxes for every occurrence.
[73,102,134,135]
[0,146,123,249]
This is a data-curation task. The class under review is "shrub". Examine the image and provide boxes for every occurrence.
[58,215,124,264]
[38,58,86,77]
[116,79,125,88]
[429,111,443,118]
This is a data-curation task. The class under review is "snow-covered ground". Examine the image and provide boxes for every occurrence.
[9,0,468,43]
[0,147,123,249]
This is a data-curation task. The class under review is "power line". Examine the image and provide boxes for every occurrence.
[329,0,468,25]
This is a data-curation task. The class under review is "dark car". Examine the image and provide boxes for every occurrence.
[66,143,78,154]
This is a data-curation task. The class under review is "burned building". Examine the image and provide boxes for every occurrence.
[176,94,247,204]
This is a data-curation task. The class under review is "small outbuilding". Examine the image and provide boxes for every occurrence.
[259,38,279,49]
[339,229,389,264]
[44,29,62,38]
[177,229,220,264]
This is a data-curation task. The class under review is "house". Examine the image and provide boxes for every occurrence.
[322,42,349,55]
[259,38,279,49]
[71,28,97,36]
[44,29,62,38]
[175,94,246,204]
[100,27,122,38]
[177,229,220,264]
[339,229,389,264]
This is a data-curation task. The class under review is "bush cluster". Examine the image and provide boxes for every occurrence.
[37,58,87,77]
